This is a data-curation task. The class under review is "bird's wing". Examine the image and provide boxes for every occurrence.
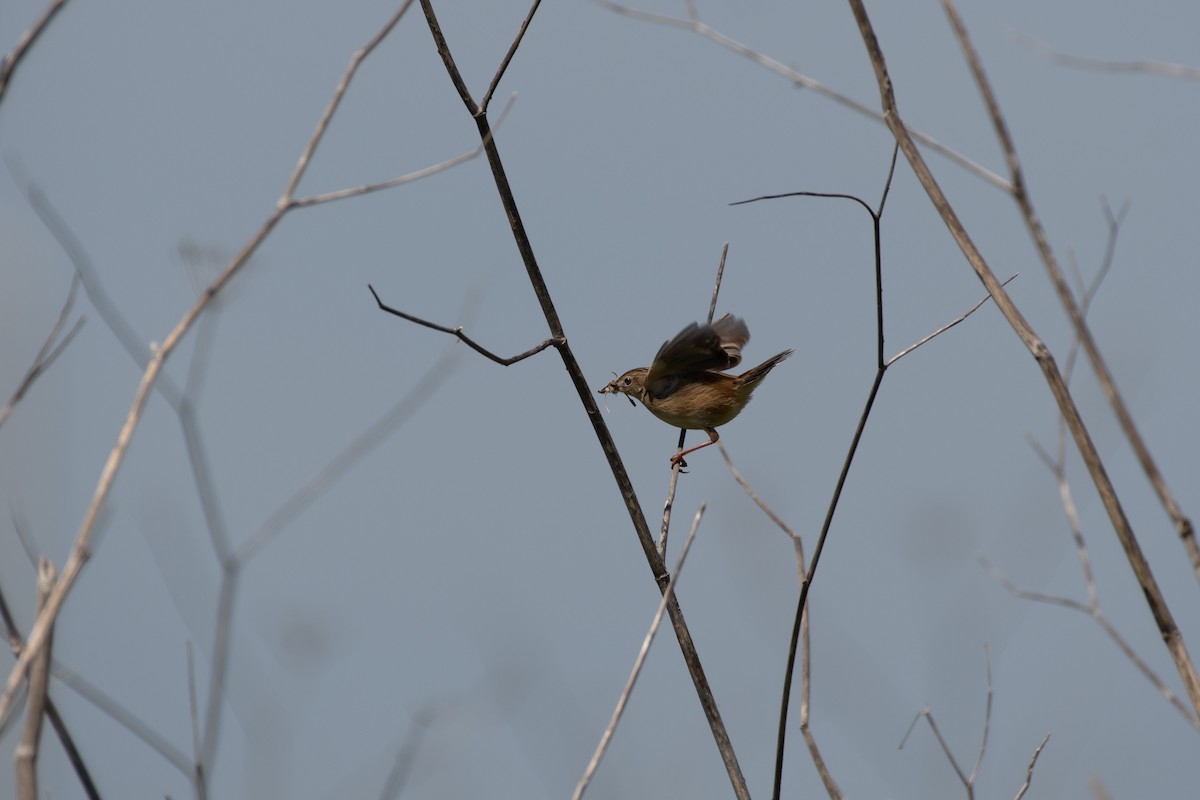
[645,314,750,397]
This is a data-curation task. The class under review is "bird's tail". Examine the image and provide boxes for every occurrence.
[737,349,794,391]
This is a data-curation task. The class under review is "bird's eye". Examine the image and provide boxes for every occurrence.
[623,376,632,386]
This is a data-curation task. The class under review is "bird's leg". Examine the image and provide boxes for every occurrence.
[669,428,720,468]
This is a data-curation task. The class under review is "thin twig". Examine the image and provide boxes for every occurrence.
[0,0,71,104]
[660,242,729,555]
[368,285,563,366]
[719,442,839,796]
[980,556,1198,728]
[969,645,993,788]
[707,242,729,325]
[52,661,192,774]
[282,0,415,200]
[886,274,1017,365]
[1007,28,1200,81]
[1013,734,1051,800]
[480,0,542,112]
[0,278,84,430]
[899,707,969,789]
[594,0,1010,191]
[292,94,515,207]
[658,459,681,557]
[573,504,706,800]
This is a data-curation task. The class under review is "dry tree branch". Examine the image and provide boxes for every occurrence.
[1007,28,1200,81]
[900,708,968,792]
[897,648,994,800]
[939,0,1199,588]
[368,285,563,366]
[0,0,70,104]
[902,652,1012,800]
[0,276,84,431]
[593,0,1011,191]
[718,443,842,798]
[573,504,705,800]
[0,554,100,798]
[51,660,192,775]
[0,0,478,730]
[1014,734,1051,800]
[14,558,55,800]
[969,646,993,788]
[659,242,729,557]
[291,93,516,207]
[480,0,542,113]
[415,2,750,794]
[982,556,1198,730]
[886,274,1016,366]
[845,0,1200,720]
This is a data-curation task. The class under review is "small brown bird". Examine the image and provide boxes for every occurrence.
[599,314,793,467]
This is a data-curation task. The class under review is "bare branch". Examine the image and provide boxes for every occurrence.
[52,661,192,775]
[886,273,1017,365]
[0,0,71,105]
[595,0,1011,191]
[899,707,970,790]
[661,242,731,556]
[573,504,705,800]
[719,443,839,796]
[1008,28,1200,81]
[293,94,516,207]
[982,557,1198,729]
[368,284,563,367]
[969,646,993,786]
[0,277,84,430]
[707,242,729,325]
[1013,734,1051,800]
[281,0,416,201]
[480,0,543,112]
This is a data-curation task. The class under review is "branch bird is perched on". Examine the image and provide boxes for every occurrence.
[599,314,793,468]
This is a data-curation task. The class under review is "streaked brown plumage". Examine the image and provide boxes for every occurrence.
[599,314,793,467]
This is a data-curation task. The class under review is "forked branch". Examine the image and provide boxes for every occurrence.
[369,285,563,366]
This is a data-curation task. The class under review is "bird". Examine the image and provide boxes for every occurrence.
[598,314,793,468]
